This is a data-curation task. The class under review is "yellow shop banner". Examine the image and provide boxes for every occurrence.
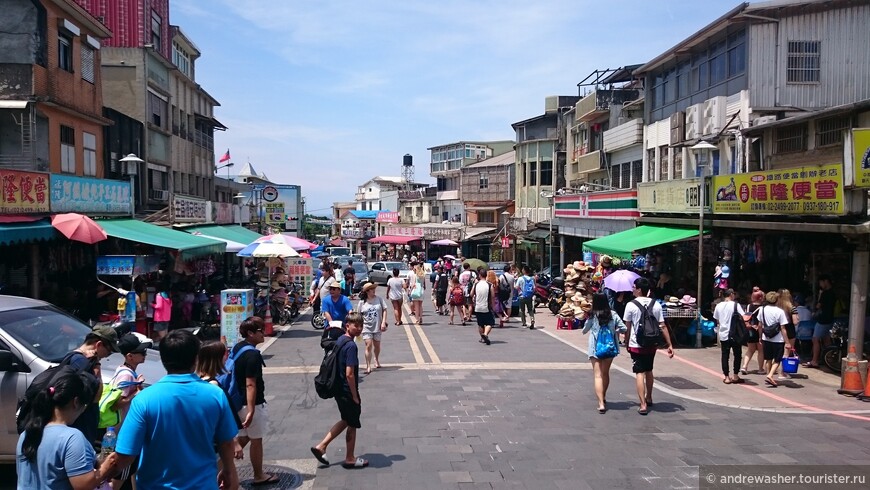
[712,164,844,215]
[853,128,870,188]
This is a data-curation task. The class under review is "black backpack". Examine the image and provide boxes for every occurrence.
[728,302,749,345]
[314,336,351,399]
[631,299,664,348]
[497,275,511,301]
[16,352,96,434]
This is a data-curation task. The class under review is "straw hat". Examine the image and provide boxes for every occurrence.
[360,282,377,294]
[571,292,585,303]
[559,303,575,317]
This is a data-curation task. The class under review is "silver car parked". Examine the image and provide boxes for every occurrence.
[0,295,165,461]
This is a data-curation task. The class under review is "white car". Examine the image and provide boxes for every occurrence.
[0,295,165,461]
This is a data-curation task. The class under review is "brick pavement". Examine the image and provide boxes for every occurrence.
[250,299,870,489]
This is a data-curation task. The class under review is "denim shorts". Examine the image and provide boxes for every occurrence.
[812,322,832,339]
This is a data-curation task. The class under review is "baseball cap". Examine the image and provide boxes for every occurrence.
[91,325,120,353]
[119,333,151,355]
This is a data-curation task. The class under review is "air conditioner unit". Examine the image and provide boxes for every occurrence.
[685,104,701,140]
[670,111,685,145]
[150,189,169,201]
[703,96,727,136]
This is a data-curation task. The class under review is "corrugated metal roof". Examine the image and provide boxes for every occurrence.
[463,151,516,169]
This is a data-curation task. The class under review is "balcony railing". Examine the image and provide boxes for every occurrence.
[603,118,643,152]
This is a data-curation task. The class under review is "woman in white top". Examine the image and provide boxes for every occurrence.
[407,264,426,325]
[757,291,789,387]
[357,282,388,374]
[386,268,406,326]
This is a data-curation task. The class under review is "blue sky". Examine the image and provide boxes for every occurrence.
[171,0,733,215]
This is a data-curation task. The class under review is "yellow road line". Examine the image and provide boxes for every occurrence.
[413,322,441,365]
[403,323,426,365]
[264,362,591,374]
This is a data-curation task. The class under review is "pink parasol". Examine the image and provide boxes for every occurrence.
[50,213,107,244]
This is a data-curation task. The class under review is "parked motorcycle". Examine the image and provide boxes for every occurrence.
[547,287,566,315]
[823,321,870,372]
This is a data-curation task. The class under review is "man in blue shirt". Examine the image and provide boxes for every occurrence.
[311,312,368,469]
[103,330,239,489]
[321,282,353,323]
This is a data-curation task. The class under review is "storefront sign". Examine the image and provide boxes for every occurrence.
[173,196,207,222]
[286,258,313,298]
[637,179,705,213]
[712,164,845,215]
[212,202,233,224]
[554,190,639,219]
[264,202,284,224]
[96,256,135,275]
[424,227,461,241]
[221,289,254,348]
[341,229,376,239]
[852,128,870,188]
[384,226,425,237]
[50,175,131,214]
[376,211,400,223]
[0,169,49,214]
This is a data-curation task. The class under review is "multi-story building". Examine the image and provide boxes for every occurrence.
[332,201,357,237]
[512,96,579,224]
[460,152,515,227]
[354,176,425,211]
[80,0,223,220]
[583,0,870,348]
[428,140,514,223]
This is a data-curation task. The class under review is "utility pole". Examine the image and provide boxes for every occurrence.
[300,197,306,239]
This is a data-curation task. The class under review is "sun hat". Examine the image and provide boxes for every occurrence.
[360,282,377,294]
[328,282,343,289]
[679,294,696,305]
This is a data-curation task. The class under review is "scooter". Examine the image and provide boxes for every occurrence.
[823,321,870,372]
[547,287,566,315]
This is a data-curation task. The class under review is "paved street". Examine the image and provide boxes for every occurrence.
[4,299,869,489]
[251,299,870,489]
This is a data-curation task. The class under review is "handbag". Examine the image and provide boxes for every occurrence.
[728,302,749,345]
[593,318,619,359]
[759,307,780,338]
[410,276,423,300]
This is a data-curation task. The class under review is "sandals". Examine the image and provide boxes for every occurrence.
[803,362,820,368]
[251,475,279,486]
[597,407,606,414]
[310,447,329,466]
[765,377,778,387]
[723,378,732,384]
[342,457,369,469]
[637,407,649,415]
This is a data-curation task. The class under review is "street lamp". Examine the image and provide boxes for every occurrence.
[690,140,716,348]
[119,153,143,218]
[232,192,247,226]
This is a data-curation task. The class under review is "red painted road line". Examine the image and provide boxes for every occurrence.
[670,352,870,422]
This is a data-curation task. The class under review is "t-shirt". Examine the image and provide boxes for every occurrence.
[459,270,474,292]
[817,289,836,324]
[758,305,788,343]
[501,273,516,300]
[712,300,746,342]
[473,281,492,313]
[111,365,140,422]
[16,425,96,490]
[65,351,99,445]
[435,272,449,292]
[337,336,360,394]
[623,297,665,349]
[115,373,237,490]
[358,297,386,334]
[515,275,534,298]
[231,341,266,406]
[386,277,405,301]
[321,294,353,322]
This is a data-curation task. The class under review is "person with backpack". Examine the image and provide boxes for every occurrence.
[497,264,516,327]
[448,277,466,325]
[515,266,536,329]
[357,282,388,374]
[67,325,120,448]
[458,263,476,323]
[230,317,277,486]
[311,312,368,469]
[582,293,627,414]
[712,289,747,384]
[16,369,107,489]
[757,291,789,387]
[195,341,244,460]
[434,265,450,315]
[622,277,674,415]
[472,271,498,345]
[105,334,149,489]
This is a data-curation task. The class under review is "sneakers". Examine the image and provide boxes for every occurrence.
[529,323,535,330]
[483,335,491,345]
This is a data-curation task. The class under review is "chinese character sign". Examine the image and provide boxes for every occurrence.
[96,256,135,275]
[376,211,399,223]
[711,164,844,215]
[264,202,285,224]
[50,175,131,214]
[286,258,313,296]
[0,169,50,214]
[221,289,254,348]
[853,129,870,188]
[173,196,207,222]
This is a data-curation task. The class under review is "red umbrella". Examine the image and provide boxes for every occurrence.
[51,213,107,244]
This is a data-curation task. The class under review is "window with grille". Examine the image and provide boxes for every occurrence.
[58,35,73,72]
[775,124,808,153]
[815,115,850,147]
[478,174,488,189]
[631,160,642,188]
[151,11,162,51]
[618,162,631,189]
[83,132,96,176]
[787,41,820,83]
[529,162,537,186]
[478,211,495,224]
[60,125,75,173]
[81,46,95,83]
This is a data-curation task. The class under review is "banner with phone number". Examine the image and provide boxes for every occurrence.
[711,164,844,215]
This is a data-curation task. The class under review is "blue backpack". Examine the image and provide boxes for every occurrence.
[521,275,534,298]
[217,344,256,412]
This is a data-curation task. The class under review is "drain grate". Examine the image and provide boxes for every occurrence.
[656,376,708,390]
[238,464,302,489]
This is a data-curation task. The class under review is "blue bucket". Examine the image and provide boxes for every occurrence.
[782,356,799,374]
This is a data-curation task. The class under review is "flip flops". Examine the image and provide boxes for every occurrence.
[765,377,778,387]
[310,447,329,466]
[251,475,279,486]
[637,407,649,415]
[342,457,369,469]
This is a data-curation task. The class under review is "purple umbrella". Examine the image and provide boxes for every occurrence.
[602,269,641,292]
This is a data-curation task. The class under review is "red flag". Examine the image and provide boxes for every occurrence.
[219,149,231,163]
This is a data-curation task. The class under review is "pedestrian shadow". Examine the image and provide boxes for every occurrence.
[359,453,406,469]
[487,340,507,345]
[647,401,685,413]
[282,329,323,339]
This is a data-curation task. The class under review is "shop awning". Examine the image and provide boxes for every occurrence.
[183,225,262,246]
[369,235,421,245]
[526,229,551,240]
[0,219,57,245]
[582,225,699,259]
[98,219,226,258]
